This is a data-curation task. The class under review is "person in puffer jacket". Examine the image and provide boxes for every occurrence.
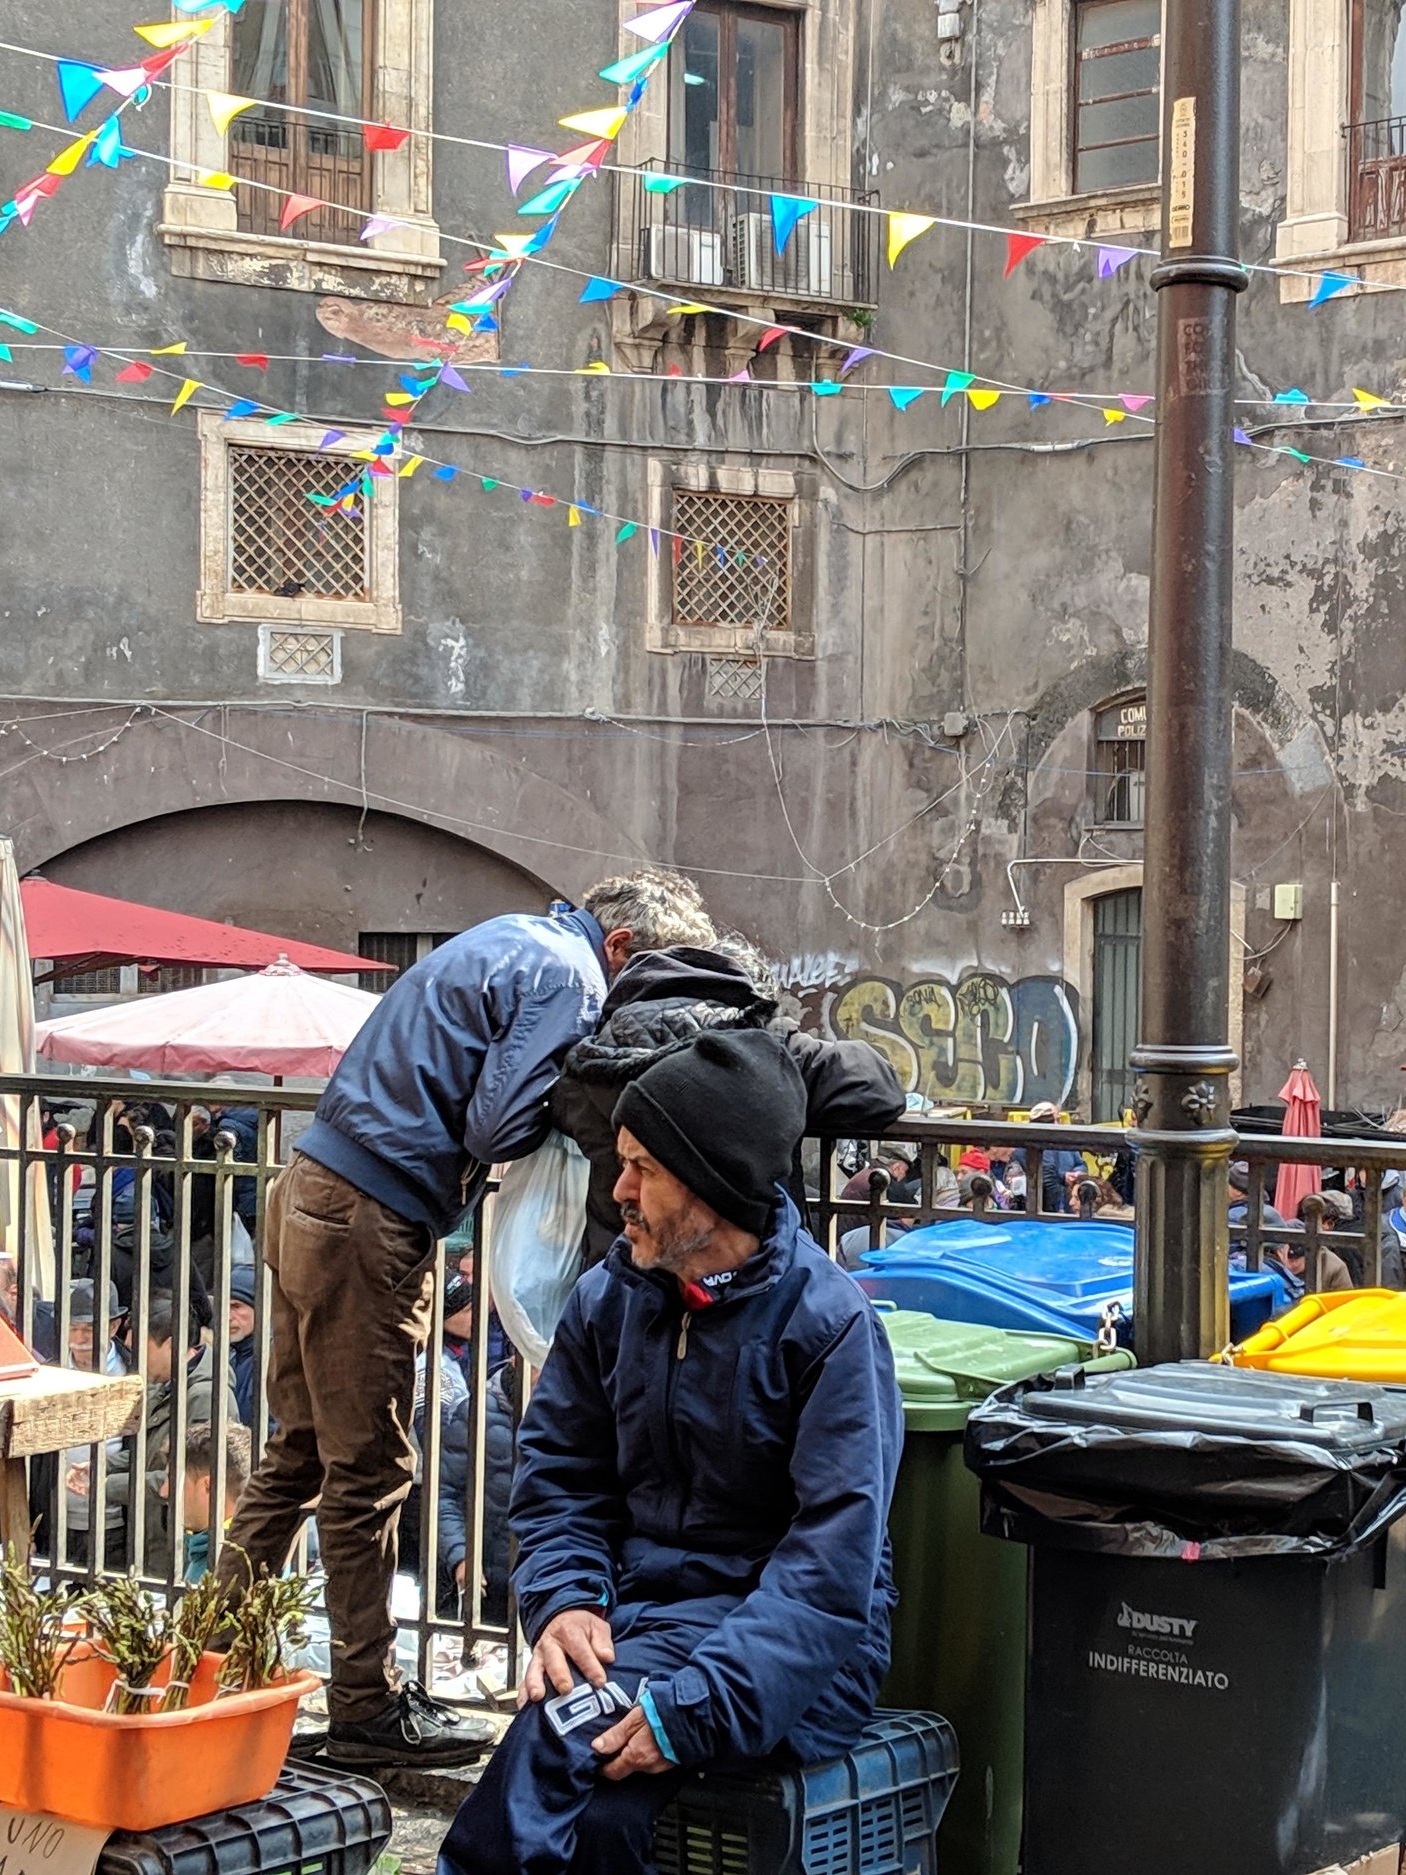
[550,941,907,1266]
[438,1030,903,1875]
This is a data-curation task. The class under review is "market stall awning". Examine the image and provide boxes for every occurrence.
[21,877,392,981]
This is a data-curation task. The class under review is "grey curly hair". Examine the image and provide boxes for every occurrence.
[581,867,715,956]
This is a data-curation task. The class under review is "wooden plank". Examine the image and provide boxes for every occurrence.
[0,1458,30,1558]
[0,1370,144,1460]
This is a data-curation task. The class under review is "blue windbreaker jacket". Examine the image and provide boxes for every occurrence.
[301,909,607,1237]
[510,1195,903,1767]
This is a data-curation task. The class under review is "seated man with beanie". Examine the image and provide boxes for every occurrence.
[438,1029,903,1875]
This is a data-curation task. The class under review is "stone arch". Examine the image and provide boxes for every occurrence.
[5,708,648,896]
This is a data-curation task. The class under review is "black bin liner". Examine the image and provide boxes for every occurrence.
[964,1362,1406,1559]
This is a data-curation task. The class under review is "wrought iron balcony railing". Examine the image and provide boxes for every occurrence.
[616,160,879,310]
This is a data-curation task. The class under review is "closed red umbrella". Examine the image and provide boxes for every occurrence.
[1274,1061,1322,1220]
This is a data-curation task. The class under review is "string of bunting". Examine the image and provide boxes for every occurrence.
[4,99,1162,424]
[10,290,1399,502]
[5,72,1395,426]
[4,299,830,566]
[0,17,1387,307]
[8,327,1406,421]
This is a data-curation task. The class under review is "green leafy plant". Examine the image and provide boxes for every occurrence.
[85,1576,171,1715]
[163,1573,228,1713]
[0,1546,87,1699]
[216,1561,316,1696]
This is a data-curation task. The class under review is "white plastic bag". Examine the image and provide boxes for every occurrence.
[488,1130,589,1367]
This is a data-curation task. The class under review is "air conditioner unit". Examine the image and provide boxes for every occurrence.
[730,211,835,299]
[643,223,725,288]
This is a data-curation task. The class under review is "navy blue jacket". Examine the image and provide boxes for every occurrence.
[301,910,608,1237]
[511,1196,903,1767]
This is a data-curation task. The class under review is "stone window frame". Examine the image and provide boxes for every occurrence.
[1017,0,1165,239]
[158,0,442,299]
[197,413,401,634]
[1271,0,1394,302]
[645,460,816,658]
[609,0,862,365]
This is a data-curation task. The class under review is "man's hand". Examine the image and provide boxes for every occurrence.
[65,1463,90,1498]
[591,1703,672,1780]
[518,1608,615,1707]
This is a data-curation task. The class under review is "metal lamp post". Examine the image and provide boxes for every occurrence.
[1130,0,1248,1363]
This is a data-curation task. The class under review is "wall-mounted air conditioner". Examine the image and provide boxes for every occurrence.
[730,212,835,299]
[643,223,725,288]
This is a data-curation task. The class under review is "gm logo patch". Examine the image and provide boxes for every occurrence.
[543,1680,635,1739]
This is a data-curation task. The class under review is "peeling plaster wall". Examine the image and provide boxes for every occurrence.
[0,0,1402,1111]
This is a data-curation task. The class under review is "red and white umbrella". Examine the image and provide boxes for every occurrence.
[1274,1061,1322,1220]
[35,958,379,1079]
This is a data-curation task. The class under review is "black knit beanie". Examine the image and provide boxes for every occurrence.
[612,1029,807,1235]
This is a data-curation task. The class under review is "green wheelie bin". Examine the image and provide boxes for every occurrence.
[877,1310,1134,1875]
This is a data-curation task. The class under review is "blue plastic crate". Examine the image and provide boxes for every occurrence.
[654,1710,958,1875]
[97,1763,392,1875]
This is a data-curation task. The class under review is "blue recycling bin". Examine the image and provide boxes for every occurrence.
[854,1218,1288,1347]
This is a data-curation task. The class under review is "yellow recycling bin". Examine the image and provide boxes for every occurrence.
[1222,1289,1406,1380]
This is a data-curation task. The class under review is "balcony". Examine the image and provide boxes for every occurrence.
[616,160,879,312]
[1348,115,1406,242]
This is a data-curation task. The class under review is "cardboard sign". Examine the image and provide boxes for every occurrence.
[0,1805,110,1875]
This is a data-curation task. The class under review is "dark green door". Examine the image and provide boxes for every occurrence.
[1091,888,1142,1122]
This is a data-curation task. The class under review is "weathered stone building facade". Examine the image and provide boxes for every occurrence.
[1,0,1402,1117]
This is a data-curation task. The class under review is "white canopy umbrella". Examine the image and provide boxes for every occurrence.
[36,957,381,1079]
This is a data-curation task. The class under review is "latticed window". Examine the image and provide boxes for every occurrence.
[672,491,791,634]
[229,447,368,601]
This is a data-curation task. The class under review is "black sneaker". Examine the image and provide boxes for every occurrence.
[323,1681,497,1768]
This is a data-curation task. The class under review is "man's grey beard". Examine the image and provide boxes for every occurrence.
[622,1204,716,1274]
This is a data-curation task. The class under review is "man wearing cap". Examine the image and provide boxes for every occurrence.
[438,1029,903,1875]
[1013,1102,1087,1212]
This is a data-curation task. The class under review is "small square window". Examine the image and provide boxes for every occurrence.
[672,490,792,635]
[199,416,400,632]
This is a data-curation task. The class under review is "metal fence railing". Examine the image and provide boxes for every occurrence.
[3,1072,1405,1709]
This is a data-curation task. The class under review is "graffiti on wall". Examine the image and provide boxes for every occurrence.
[823,970,1081,1110]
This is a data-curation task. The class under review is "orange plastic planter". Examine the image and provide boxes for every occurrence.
[0,1652,319,1831]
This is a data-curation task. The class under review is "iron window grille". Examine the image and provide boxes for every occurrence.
[1093,698,1147,827]
[228,447,369,602]
[672,491,792,635]
[1073,0,1161,194]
